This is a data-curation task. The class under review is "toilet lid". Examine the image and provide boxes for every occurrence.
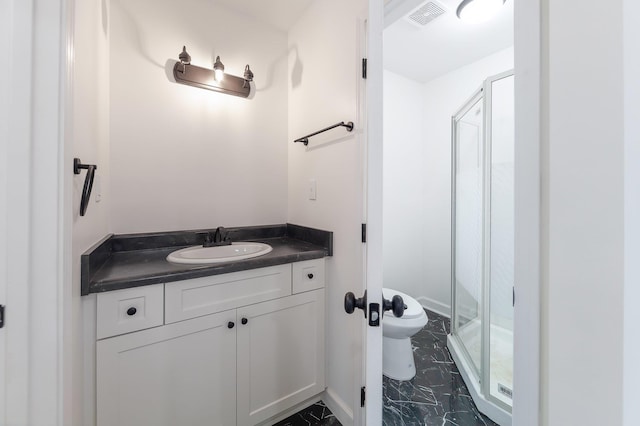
[382,288,425,319]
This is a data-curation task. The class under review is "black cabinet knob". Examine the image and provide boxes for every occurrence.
[241,318,248,325]
[126,307,137,316]
[227,321,235,329]
[307,273,314,279]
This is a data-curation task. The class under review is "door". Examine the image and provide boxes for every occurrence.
[485,71,514,410]
[96,311,237,426]
[364,1,385,424]
[1,0,14,420]
[0,115,5,421]
[0,71,6,419]
[452,88,485,381]
[340,3,387,425]
[236,290,325,426]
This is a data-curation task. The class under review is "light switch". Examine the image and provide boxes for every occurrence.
[308,179,317,200]
[94,174,102,203]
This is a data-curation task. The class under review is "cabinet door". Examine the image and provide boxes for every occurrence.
[237,289,325,426]
[97,310,237,426]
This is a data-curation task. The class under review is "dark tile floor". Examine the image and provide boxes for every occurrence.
[274,400,341,426]
[382,310,498,426]
[275,310,497,426]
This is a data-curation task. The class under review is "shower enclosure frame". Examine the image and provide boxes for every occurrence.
[448,70,514,426]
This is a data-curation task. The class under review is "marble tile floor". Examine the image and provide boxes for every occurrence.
[273,401,341,426]
[275,310,498,426]
[383,310,499,426]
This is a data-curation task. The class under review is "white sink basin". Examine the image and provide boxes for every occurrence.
[167,242,273,264]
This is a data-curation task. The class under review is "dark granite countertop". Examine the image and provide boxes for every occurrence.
[82,224,332,295]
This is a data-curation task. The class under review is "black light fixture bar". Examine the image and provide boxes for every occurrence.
[173,62,251,98]
[294,121,355,146]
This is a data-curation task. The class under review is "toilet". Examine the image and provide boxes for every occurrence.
[382,288,429,381]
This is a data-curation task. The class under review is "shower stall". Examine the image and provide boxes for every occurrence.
[447,70,514,426]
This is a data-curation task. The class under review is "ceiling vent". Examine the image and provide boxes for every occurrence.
[405,1,447,27]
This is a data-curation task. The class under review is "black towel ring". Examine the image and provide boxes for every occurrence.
[74,158,97,216]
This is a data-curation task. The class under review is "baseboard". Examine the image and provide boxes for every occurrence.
[415,296,451,318]
[323,387,354,426]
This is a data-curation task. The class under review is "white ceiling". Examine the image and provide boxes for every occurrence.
[213,0,314,32]
[383,0,513,83]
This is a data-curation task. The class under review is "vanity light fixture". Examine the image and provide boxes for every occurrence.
[173,46,254,98]
[456,0,506,23]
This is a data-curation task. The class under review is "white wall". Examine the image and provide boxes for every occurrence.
[109,0,289,233]
[541,0,624,424]
[382,70,426,307]
[623,1,640,424]
[287,0,365,423]
[383,48,513,316]
[71,0,111,424]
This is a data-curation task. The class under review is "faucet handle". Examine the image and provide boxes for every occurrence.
[196,231,214,247]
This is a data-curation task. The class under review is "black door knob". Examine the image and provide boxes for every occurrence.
[344,291,367,317]
[307,273,314,279]
[227,321,235,329]
[241,318,248,325]
[126,307,137,316]
[382,295,405,318]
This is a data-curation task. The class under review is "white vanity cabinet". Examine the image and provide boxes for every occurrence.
[236,289,325,425]
[95,259,325,426]
[97,310,238,426]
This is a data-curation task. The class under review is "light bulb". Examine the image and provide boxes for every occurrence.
[457,0,505,23]
[213,56,225,82]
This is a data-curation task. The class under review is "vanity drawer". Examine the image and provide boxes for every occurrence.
[96,284,164,340]
[165,264,292,324]
[292,258,325,294]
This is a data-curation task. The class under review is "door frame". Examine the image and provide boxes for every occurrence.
[372,0,542,425]
[1,0,541,425]
[0,0,9,418]
[1,0,74,424]
[512,1,541,424]
[17,0,640,424]
[623,1,640,425]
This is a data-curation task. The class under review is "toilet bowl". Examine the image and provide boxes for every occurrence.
[382,288,429,381]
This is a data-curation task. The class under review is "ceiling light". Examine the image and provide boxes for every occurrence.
[457,0,506,23]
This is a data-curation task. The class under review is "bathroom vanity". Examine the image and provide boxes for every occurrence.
[83,224,332,426]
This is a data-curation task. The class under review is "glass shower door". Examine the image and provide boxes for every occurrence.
[487,72,515,407]
[450,71,515,424]
[452,90,485,379]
